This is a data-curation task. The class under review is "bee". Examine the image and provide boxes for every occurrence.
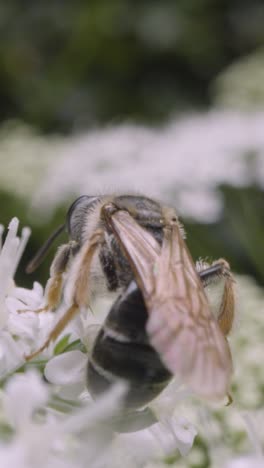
[26,195,235,413]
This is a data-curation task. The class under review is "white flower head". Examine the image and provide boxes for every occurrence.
[225,456,264,468]
[44,350,87,400]
[1,215,262,467]
[0,219,58,378]
[3,370,49,430]
[28,110,264,223]
[0,369,127,468]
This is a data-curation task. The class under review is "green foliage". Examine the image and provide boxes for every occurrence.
[53,334,71,355]
[61,339,87,354]
[0,423,14,443]
[214,47,264,109]
[163,436,210,467]
[1,1,264,132]
[185,185,264,285]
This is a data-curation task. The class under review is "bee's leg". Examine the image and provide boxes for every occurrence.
[45,241,80,312]
[24,303,79,360]
[198,258,235,336]
[19,241,79,314]
[24,231,103,361]
[198,259,235,405]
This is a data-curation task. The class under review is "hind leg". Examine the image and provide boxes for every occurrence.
[198,259,235,405]
[198,258,235,336]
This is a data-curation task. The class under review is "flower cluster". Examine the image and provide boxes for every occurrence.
[0,218,49,378]
[2,111,264,222]
[30,110,264,222]
[0,219,199,468]
[0,218,263,467]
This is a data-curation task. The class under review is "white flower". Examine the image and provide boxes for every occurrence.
[0,370,127,468]
[43,308,103,400]
[222,412,264,468]
[151,416,197,457]
[0,219,54,377]
[0,219,31,374]
[26,110,264,222]
[115,415,197,465]
[3,371,49,430]
[44,350,87,400]
[224,455,264,468]
[0,332,25,376]
[1,215,263,467]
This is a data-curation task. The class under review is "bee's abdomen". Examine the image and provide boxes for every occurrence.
[87,282,172,409]
[88,337,171,409]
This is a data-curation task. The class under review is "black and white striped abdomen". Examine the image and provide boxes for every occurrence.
[87,282,172,409]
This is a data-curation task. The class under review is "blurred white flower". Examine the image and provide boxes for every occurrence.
[224,414,264,468]
[2,111,264,223]
[0,370,127,468]
[3,371,49,430]
[44,350,87,400]
[150,416,197,457]
[113,416,197,466]
[24,110,264,222]
[225,456,264,468]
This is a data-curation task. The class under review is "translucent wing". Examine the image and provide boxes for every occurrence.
[147,223,233,399]
[106,208,233,400]
[104,207,160,297]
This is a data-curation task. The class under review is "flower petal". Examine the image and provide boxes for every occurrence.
[225,455,264,468]
[6,298,39,340]
[148,416,197,458]
[11,286,43,309]
[45,350,87,386]
[3,371,49,429]
[0,332,24,377]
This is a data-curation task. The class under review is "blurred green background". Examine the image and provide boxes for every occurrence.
[1,0,264,132]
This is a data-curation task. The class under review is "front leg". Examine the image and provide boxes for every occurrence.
[22,242,79,358]
[25,231,103,361]
[45,241,79,311]
[19,241,79,314]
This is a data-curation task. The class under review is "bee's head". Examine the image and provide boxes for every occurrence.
[66,195,101,242]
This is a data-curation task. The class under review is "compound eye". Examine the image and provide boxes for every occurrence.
[66,195,100,239]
